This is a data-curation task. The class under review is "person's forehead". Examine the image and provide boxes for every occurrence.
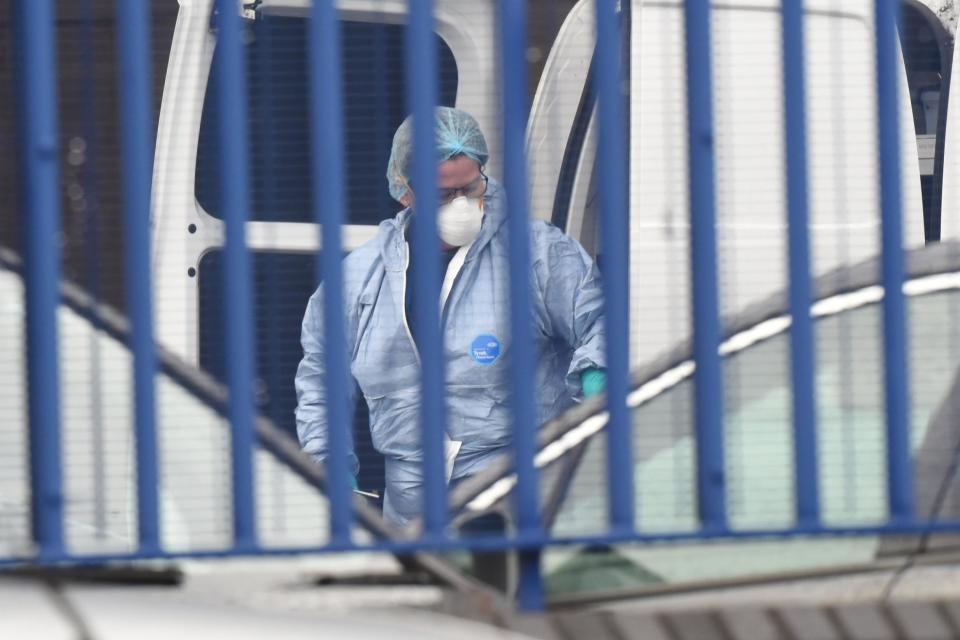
[436,155,481,188]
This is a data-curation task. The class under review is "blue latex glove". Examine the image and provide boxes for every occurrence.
[349,474,358,490]
[580,367,607,398]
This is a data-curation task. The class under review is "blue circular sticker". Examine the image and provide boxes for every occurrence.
[470,334,501,366]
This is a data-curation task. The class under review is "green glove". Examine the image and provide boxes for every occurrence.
[580,367,607,398]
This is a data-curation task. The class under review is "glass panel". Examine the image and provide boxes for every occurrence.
[197,250,384,496]
[535,288,960,596]
[198,251,317,434]
[899,3,945,137]
[195,16,459,225]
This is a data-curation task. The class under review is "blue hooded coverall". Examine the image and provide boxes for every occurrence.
[295,111,606,527]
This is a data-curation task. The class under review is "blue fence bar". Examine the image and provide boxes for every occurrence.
[115,0,160,552]
[215,0,257,549]
[499,0,543,610]
[406,0,448,537]
[781,0,820,527]
[13,515,960,568]
[310,0,353,542]
[684,0,727,531]
[875,0,914,522]
[14,0,65,559]
[594,0,635,533]
[80,0,109,539]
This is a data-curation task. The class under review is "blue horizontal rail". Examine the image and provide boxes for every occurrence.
[6,517,960,566]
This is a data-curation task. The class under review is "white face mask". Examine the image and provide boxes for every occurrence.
[437,196,484,247]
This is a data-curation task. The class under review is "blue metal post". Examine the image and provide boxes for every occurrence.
[116,0,160,553]
[874,0,913,521]
[14,0,65,560]
[80,0,109,541]
[594,0,635,533]
[781,0,820,527]
[215,0,257,549]
[406,0,447,537]
[684,0,727,531]
[310,0,353,543]
[499,0,543,610]
[252,27,288,531]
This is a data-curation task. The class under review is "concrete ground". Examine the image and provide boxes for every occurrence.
[0,554,528,640]
[7,550,960,639]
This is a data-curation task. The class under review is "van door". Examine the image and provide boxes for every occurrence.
[150,0,499,491]
[527,0,926,372]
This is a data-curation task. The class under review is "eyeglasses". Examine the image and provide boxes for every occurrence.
[409,173,488,205]
[437,173,488,205]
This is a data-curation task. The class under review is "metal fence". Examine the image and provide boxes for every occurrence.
[6,0,960,611]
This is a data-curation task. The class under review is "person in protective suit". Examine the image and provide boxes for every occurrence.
[295,107,607,529]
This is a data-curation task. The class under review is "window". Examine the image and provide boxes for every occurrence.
[453,257,960,598]
[195,15,459,225]
[899,1,951,240]
[900,1,949,138]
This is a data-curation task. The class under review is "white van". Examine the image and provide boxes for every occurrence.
[529,0,926,369]
[145,0,931,564]
[148,0,928,481]
[2,0,943,591]
[469,0,951,596]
